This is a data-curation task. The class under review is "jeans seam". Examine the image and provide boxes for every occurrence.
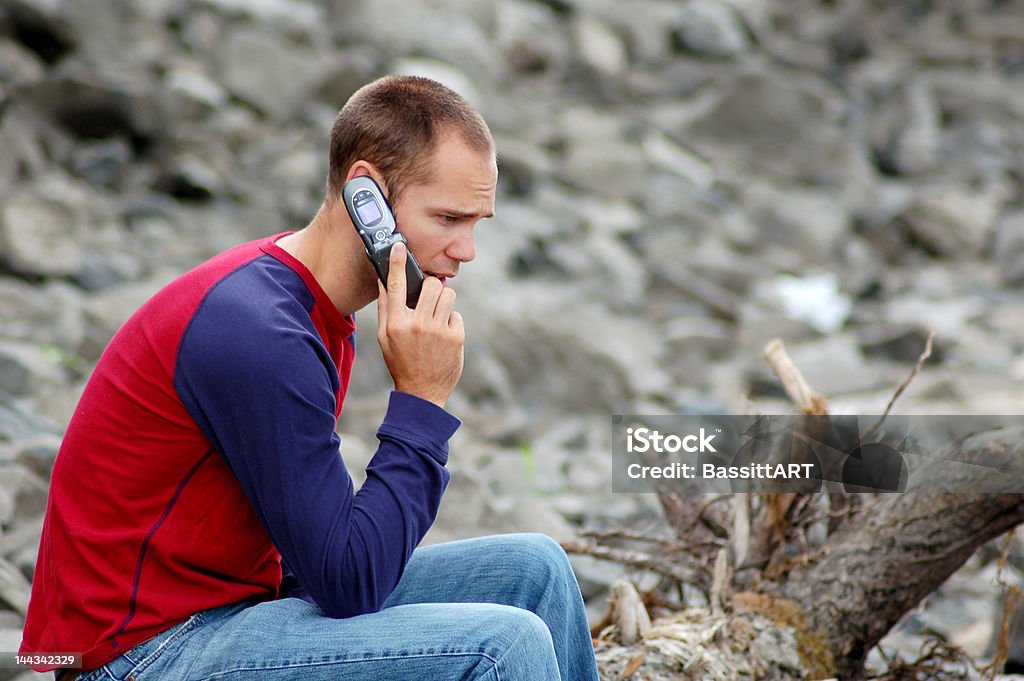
[128,611,207,678]
[199,650,500,679]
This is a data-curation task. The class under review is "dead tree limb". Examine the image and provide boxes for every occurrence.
[783,488,1024,679]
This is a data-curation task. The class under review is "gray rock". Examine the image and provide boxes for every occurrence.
[892,80,942,175]
[993,211,1024,286]
[573,230,648,304]
[858,323,939,363]
[163,56,232,116]
[61,0,156,72]
[898,180,1012,259]
[663,316,734,384]
[571,15,629,77]
[0,464,48,527]
[0,341,65,398]
[70,138,133,188]
[684,71,853,186]
[588,0,680,66]
[524,186,589,240]
[494,1,571,75]
[489,136,557,198]
[15,73,166,143]
[458,282,670,417]
[775,334,885,397]
[0,37,45,87]
[884,293,987,342]
[0,279,85,352]
[559,110,647,199]
[0,401,61,445]
[0,514,44,565]
[336,0,502,83]
[0,0,78,64]
[192,0,326,35]
[0,556,30,615]
[674,0,750,58]
[390,59,484,117]
[0,104,54,186]
[736,298,822,355]
[0,610,22,629]
[428,467,491,542]
[478,450,535,497]
[643,130,716,190]
[175,5,224,56]
[742,181,850,264]
[218,25,335,121]
[640,174,722,238]
[11,433,60,482]
[868,78,937,176]
[0,194,82,277]
[311,49,378,109]
[575,195,644,238]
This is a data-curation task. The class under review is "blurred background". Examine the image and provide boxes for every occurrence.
[1,0,1023,676]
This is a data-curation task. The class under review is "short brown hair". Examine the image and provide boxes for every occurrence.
[326,75,493,205]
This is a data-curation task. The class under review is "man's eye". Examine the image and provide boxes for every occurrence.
[440,215,458,225]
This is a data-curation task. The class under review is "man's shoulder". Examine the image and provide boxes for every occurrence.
[147,235,310,328]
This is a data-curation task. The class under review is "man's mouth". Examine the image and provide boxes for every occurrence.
[426,272,454,286]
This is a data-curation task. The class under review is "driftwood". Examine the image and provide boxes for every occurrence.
[570,334,1024,680]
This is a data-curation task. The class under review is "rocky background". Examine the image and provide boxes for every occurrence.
[1,0,1023,677]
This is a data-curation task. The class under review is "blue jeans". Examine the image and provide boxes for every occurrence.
[74,533,600,681]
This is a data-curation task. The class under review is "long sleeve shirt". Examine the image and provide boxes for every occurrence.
[21,234,457,671]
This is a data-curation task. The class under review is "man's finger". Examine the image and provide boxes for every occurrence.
[433,286,456,322]
[448,309,464,334]
[376,280,389,331]
[387,241,408,313]
[414,277,444,322]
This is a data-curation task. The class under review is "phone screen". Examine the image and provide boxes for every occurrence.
[356,199,383,226]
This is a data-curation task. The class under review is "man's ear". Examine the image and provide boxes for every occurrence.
[346,161,389,199]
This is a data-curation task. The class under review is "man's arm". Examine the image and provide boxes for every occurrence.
[174,266,458,618]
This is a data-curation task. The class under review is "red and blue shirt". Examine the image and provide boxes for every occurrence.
[21,234,457,671]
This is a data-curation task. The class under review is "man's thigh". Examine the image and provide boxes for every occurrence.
[384,532,572,608]
[116,597,553,681]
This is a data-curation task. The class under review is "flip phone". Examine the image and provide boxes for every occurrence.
[342,176,424,308]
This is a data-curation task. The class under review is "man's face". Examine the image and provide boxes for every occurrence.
[389,136,497,287]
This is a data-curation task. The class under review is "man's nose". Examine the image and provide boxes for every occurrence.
[447,229,476,263]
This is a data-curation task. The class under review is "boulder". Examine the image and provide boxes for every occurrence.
[0,341,66,399]
[0,194,82,277]
[685,70,853,186]
[571,14,629,77]
[218,24,335,121]
[673,0,750,58]
[494,0,571,75]
[897,179,1012,259]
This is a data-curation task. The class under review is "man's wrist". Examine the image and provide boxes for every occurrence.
[392,383,448,409]
[379,390,461,456]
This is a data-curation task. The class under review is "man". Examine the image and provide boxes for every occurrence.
[21,75,600,681]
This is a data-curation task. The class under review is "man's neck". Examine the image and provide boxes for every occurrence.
[276,205,377,317]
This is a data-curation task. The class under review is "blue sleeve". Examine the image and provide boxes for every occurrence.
[174,270,457,618]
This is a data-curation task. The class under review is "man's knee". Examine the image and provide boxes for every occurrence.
[491,532,573,569]
[499,533,574,581]
[485,606,557,662]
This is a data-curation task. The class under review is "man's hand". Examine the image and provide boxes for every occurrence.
[376,242,464,409]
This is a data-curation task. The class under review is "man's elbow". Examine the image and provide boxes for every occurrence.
[318,598,382,619]
[315,583,390,619]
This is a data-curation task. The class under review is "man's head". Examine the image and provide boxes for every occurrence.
[323,75,497,298]
[326,75,495,207]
